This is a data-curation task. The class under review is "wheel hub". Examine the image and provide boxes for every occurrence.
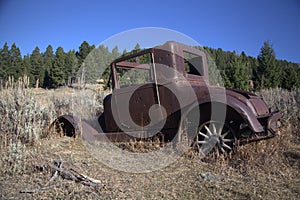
[197,121,234,156]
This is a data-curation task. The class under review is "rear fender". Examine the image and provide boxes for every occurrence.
[51,115,79,137]
[51,114,100,142]
[52,114,150,143]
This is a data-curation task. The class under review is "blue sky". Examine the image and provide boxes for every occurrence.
[0,0,299,63]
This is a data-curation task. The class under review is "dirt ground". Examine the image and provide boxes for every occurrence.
[1,126,300,200]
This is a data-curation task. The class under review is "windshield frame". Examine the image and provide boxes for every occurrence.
[111,48,154,90]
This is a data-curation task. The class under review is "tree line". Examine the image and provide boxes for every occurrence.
[0,40,299,90]
[203,41,300,91]
[0,41,96,88]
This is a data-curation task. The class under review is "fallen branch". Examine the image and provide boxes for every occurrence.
[20,161,106,194]
[48,163,81,182]
[46,161,62,185]
[82,181,106,188]
[70,168,105,185]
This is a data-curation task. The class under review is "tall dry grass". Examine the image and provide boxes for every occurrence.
[0,77,54,175]
[0,76,55,146]
[0,77,105,176]
[208,88,300,189]
[258,88,300,129]
[0,78,299,179]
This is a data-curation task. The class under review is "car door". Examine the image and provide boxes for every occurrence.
[111,54,164,133]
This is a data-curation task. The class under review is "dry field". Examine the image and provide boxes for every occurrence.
[0,79,299,199]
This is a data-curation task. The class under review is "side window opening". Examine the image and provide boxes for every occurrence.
[184,51,204,76]
[116,53,153,87]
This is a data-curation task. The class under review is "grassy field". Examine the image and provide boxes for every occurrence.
[0,79,299,199]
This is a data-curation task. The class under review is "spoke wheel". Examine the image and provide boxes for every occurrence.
[197,121,236,158]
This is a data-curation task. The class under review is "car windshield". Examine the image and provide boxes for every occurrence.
[115,53,154,87]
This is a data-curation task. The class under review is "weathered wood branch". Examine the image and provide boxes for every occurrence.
[47,161,62,185]
[20,161,106,194]
[70,168,105,185]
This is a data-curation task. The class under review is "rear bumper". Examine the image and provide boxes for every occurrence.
[267,111,282,130]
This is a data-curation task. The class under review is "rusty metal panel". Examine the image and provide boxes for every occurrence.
[267,111,282,129]
[127,84,157,129]
[249,98,269,116]
[103,94,121,132]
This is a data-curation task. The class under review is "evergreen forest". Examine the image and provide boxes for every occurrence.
[0,41,299,91]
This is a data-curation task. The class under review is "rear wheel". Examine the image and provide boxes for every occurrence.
[196,120,236,158]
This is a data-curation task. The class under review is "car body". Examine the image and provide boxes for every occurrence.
[55,41,281,153]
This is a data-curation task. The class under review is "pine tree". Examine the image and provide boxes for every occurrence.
[43,45,54,70]
[9,43,23,78]
[204,47,226,86]
[82,44,112,83]
[0,43,11,80]
[256,41,281,89]
[281,61,299,90]
[122,48,127,56]
[51,47,66,87]
[75,41,96,87]
[22,55,32,79]
[30,46,44,86]
[240,51,253,79]
[42,45,54,88]
[111,46,120,60]
[216,48,226,71]
[76,41,95,65]
[228,55,250,90]
[134,43,141,51]
[65,50,78,85]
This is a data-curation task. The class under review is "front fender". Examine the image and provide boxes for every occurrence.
[223,96,264,133]
[184,93,265,133]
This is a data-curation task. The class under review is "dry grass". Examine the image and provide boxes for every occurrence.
[0,81,299,199]
[257,88,300,128]
[0,77,105,176]
[1,131,299,199]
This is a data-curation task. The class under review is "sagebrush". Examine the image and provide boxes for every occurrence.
[0,77,104,175]
[0,80,299,179]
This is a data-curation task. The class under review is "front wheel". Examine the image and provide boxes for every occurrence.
[196,120,237,158]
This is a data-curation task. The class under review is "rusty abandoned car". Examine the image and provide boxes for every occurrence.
[54,41,281,155]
